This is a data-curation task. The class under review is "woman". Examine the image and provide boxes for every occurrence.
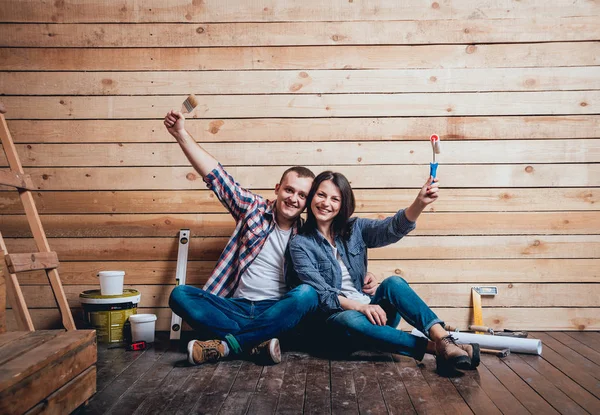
[286,171,479,371]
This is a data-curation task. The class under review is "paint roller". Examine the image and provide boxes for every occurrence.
[429,134,441,178]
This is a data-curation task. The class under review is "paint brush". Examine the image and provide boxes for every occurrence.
[429,134,441,178]
[181,94,199,114]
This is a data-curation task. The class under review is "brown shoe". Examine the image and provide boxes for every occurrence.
[459,343,480,369]
[249,338,281,364]
[187,339,225,365]
[435,335,472,371]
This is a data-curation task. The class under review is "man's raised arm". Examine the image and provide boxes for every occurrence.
[164,110,218,178]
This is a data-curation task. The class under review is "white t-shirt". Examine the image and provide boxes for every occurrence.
[332,245,371,305]
[233,224,291,301]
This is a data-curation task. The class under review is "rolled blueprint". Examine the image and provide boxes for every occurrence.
[411,328,542,355]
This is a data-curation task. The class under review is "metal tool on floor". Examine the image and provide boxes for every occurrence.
[445,324,526,338]
[481,347,510,358]
[468,325,528,338]
[170,229,191,341]
[496,329,529,338]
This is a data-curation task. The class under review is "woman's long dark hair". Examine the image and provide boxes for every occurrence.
[300,171,355,241]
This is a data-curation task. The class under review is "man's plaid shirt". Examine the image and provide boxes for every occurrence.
[202,163,297,297]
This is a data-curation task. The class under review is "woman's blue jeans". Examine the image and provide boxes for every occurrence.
[326,276,444,360]
[169,284,318,355]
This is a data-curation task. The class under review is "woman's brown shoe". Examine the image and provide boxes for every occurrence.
[435,335,472,371]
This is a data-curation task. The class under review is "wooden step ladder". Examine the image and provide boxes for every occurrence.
[0,104,97,415]
[0,104,75,331]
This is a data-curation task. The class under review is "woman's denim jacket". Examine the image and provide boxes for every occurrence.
[285,209,416,313]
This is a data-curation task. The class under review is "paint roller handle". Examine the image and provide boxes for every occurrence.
[429,162,438,179]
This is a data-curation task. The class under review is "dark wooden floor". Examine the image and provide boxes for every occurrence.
[76,332,600,414]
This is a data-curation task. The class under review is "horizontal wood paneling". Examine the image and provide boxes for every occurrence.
[7,116,600,144]
[3,0,598,23]
[1,1,597,332]
[3,140,600,167]
[369,235,600,260]
[2,43,598,71]
[370,260,600,284]
[8,307,599,331]
[2,212,598,237]
[2,67,598,95]
[9,283,599,309]
[16,259,600,285]
[2,92,597,119]
[2,188,596,214]
[9,165,597,190]
[5,235,600,260]
[2,18,598,47]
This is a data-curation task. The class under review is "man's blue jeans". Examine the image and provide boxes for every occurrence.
[326,276,444,360]
[169,284,318,355]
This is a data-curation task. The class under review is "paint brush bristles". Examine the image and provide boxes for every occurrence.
[181,94,199,114]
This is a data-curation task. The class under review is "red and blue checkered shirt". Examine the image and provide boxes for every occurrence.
[202,164,298,297]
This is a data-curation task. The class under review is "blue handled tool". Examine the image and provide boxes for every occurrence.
[430,162,438,178]
[429,134,441,178]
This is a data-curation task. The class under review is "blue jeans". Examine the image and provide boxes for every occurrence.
[326,276,444,360]
[169,284,318,354]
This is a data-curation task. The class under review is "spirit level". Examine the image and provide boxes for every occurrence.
[170,229,190,340]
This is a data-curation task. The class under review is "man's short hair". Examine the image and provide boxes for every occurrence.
[279,166,315,184]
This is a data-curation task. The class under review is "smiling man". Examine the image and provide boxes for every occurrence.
[164,110,318,366]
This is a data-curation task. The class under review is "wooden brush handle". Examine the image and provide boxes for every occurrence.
[468,325,492,333]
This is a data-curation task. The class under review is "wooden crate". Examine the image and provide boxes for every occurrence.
[0,330,97,415]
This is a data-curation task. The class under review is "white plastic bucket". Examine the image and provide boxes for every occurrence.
[129,314,157,343]
[98,270,125,295]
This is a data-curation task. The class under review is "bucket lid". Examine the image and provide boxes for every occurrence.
[79,289,140,305]
[98,270,125,277]
[129,314,157,323]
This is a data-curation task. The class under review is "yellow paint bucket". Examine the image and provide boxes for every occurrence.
[79,289,141,343]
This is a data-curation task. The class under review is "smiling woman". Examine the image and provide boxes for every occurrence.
[286,170,481,374]
[306,171,354,244]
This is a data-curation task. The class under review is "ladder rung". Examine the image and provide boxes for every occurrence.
[5,251,59,273]
[0,170,35,190]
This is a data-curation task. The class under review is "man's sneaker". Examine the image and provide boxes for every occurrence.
[249,338,282,364]
[187,339,225,365]
[435,335,472,371]
[459,343,480,369]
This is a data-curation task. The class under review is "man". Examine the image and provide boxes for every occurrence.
[164,110,319,366]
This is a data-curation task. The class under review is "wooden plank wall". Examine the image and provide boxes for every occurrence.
[0,0,599,331]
